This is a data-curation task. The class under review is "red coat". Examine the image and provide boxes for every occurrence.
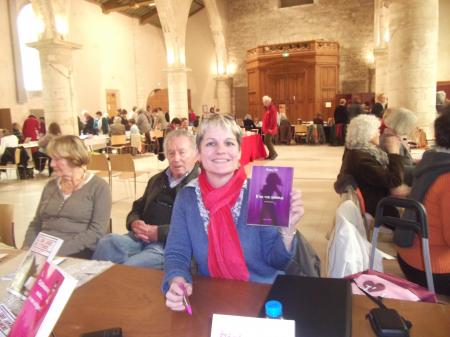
[22,115,40,140]
[262,103,278,135]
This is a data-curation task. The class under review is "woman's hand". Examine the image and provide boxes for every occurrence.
[165,276,193,311]
[383,135,401,154]
[288,189,305,230]
[279,189,305,250]
[390,184,411,197]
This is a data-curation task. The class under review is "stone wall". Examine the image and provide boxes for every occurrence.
[227,0,375,95]
[438,0,450,81]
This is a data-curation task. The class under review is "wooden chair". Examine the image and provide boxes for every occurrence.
[109,154,147,199]
[87,153,111,185]
[294,124,308,143]
[0,204,16,248]
[107,134,129,154]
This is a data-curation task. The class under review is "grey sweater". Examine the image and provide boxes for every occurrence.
[24,175,112,256]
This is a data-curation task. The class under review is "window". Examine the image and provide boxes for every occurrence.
[17,4,42,91]
[280,0,314,8]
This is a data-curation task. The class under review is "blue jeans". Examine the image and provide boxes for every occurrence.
[93,233,164,269]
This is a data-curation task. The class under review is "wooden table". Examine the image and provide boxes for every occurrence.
[55,265,450,337]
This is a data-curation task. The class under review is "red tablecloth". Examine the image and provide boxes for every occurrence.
[240,134,267,165]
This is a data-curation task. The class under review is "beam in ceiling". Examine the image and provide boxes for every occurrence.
[140,7,157,25]
[102,0,154,14]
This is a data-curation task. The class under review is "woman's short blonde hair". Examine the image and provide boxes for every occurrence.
[383,107,417,137]
[47,135,90,167]
[196,114,242,150]
[346,114,381,148]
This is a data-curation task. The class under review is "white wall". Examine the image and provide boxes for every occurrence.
[0,0,33,124]
[0,0,168,126]
[186,9,216,115]
[70,0,167,115]
[438,0,450,81]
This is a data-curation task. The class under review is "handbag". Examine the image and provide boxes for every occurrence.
[346,197,437,303]
[285,230,321,277]
[347,269,436,303]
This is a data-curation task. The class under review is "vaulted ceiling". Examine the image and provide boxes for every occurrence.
[87,0,205,28]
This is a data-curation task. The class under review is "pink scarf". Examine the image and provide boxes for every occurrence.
[199,167,249,281]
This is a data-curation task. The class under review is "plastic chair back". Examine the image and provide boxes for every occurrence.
[370,196,434,293]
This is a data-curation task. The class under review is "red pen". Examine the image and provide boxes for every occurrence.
[179,283,192,315]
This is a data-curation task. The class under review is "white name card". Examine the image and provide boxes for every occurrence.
[210,313,295,337]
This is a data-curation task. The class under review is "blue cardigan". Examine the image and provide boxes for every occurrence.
[162,180,294,293]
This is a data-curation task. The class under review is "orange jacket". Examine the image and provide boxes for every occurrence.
[398,172,450,273]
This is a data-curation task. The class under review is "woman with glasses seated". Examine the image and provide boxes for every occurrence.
[163,114,304,312]
[23,135,111,258]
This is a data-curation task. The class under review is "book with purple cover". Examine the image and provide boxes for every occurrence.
[247,166,294,227]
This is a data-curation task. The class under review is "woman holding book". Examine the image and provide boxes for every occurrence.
[163,113,304,312]
[23,135,111,258]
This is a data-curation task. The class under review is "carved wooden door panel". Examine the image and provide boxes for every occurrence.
[268,74,287,110]
[287,72,307,122]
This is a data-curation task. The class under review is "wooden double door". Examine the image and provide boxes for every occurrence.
[267,69,312,122]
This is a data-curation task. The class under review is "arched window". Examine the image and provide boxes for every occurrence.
[17,4,42,91]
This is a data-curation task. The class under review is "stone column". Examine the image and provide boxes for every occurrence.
[374,47,388,94]
[166,66,190,119]
[28,38,81,135]
[155,0,192,120]
[204,0,233,114]
[215,76,232,115]
[387,0,438,135]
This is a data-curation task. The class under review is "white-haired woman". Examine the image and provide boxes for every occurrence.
[335,114,410,217]
[163,114,304,311]
[380,107,417,185]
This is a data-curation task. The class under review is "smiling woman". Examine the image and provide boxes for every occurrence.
[22,135,112,259]
[163,114,305,313]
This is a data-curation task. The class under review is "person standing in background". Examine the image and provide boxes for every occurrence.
[22,114,40,141]
[334,98,348,145]
[95,111,109,135]
[83,111,97,135]
[39,117,46,136]
[346,95,364,121]
[262,95,278,160]
[188,108,196,126]
[372,93,387,119]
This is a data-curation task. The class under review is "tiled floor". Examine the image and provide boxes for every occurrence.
[2,144,448,303]
[0,144,343,270]
[1,145,405,276]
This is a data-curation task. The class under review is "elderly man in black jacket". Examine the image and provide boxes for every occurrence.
[93,129,199,268]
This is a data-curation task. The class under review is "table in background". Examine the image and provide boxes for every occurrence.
[55,265,450,337]
[240,133,267,165]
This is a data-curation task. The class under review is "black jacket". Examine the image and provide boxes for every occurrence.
[335,149,404,216]
[126,165,199,244]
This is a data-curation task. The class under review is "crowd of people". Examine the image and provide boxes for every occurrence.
[334,100,450,295]
[1,92,448,317]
